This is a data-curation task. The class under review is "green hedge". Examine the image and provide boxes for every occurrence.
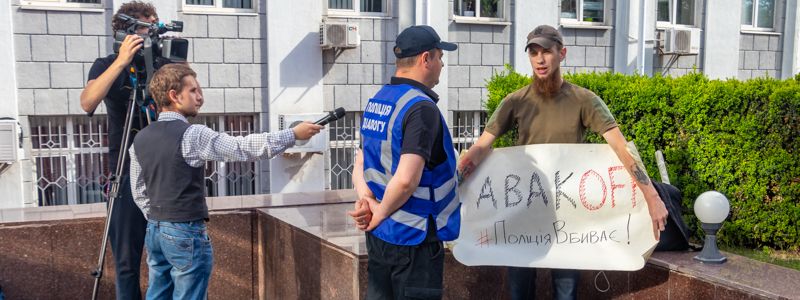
[484,66,800,251]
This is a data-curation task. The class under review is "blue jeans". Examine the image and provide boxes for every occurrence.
[145,220,213,300]
[508,267,580,300]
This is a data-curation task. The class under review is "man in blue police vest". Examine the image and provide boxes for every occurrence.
[349,25,460,299]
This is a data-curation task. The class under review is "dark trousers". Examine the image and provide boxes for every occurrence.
[365,232,445,300]
[508,267,580,300]
[108,176,147,300]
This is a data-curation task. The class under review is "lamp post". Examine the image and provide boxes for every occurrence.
[693,191,730,264]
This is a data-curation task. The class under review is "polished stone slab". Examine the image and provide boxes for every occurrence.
[1,190,798,299]
[0,189,357,224]
[0,219,121,300]
[0,211,258,300]
[260,202,366,255]
[0,190,356,299]
[259,202,800,300]
[259,208,366,300]
[649,251,800,299]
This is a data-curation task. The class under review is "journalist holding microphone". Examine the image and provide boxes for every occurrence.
[129,63,321,298]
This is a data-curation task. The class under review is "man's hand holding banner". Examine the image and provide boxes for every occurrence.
[453,144,657,271]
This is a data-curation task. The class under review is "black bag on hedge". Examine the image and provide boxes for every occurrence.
[652,181,691,251]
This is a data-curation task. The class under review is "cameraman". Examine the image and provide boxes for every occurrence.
[80,2,158,299]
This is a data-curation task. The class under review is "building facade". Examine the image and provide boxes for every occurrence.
[0,0,798,208]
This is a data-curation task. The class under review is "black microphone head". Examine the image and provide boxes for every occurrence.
[333,107,346,119]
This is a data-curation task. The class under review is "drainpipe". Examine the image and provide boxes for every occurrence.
[783,0,800,78]
[639,0,647,74]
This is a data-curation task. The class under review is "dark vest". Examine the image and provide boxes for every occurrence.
[133,120,207,222]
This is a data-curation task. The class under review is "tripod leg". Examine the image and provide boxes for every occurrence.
[91,83,140,300]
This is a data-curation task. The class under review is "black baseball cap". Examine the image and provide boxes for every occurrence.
[393,25,457,58]
[525,25,564,51]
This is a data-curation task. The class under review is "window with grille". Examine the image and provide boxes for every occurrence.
[560,0,607,25]
[31,114,259,206]
[31,116,110,206]
[183,0,256,14]
[452,111,488,155]
[327,0,388,16]
[189,115,260,197]
[741,0,776,31]
[326,111,362,190]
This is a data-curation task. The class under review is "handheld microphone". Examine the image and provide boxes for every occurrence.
[314,107,346,125]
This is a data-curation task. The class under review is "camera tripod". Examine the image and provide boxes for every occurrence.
[90,50,158,300]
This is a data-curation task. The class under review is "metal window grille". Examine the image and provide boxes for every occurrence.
[452,111,488,154]
[189,114,259,197]
[31,116,109,206]
[326,111,362,190]
[31,114,259,206]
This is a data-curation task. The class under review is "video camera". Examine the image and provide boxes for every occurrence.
[111,13,189,114]
[112,13,188,64]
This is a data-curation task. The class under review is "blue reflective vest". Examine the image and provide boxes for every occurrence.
[361,84,461,246]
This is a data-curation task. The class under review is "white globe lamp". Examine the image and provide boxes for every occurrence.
[693,191,730,264]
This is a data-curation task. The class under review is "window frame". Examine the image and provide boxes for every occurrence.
[181,0,258,15]
[740,0,779,32]
[559,0,610,27]
[656,0,702,29]
[452,0,510,23]
[325,0,391,18]
[20,0,104,12]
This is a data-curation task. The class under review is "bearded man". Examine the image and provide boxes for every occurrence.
[456,25,669,300]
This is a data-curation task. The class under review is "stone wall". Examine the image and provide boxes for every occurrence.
[179,7,268,115]
[321,17,399,113]
[561,28,615,74]
[447,22,511,112]
[739,33,784,79]
[12,8,109,117]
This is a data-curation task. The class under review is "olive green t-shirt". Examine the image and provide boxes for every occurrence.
[485,81,618,145]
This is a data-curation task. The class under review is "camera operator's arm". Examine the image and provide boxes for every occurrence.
[128,146,150,218]
[80,35,143,114]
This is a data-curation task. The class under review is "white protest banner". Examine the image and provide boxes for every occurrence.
[453,144,657,271]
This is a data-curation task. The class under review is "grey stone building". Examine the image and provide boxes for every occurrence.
[0,0,798,208]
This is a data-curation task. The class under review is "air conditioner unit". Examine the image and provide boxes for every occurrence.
[320,22,360,49]
[279,113,329,153]
[663,28,701,54]
[0,119,21,163]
